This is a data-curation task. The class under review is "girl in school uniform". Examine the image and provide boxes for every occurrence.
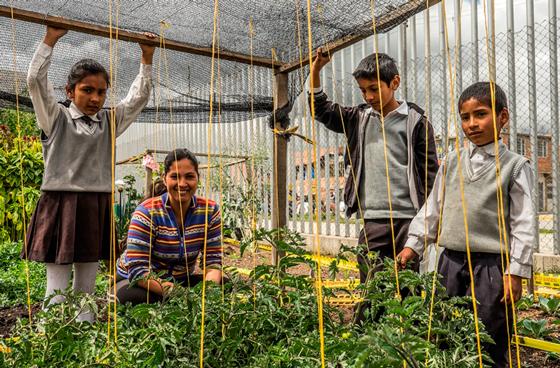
[23,26,155,322]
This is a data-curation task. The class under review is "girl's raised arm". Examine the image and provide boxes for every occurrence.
[114,33,156,137]
[27,26,68,137]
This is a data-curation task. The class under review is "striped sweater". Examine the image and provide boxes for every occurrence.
[117,192,222,282]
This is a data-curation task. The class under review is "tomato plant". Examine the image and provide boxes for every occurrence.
[3,228,491,367]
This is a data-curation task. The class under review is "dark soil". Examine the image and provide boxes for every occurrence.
[0,303,40,338]
[511,344,560,368]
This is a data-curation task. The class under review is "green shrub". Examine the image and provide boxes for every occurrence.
[517,319,553,339]
[0,241,45,307]
[0,112,43,242]
[0,109,40,138]
[538,297,560,316]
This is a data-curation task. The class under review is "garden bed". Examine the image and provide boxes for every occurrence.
[1,237,560,367]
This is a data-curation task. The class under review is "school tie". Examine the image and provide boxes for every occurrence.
[81,115,93,127]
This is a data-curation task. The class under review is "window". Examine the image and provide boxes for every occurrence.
[516,137,526,156]
[538,138,548,157]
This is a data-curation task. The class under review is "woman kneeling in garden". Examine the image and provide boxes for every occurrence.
[115,149,223,305]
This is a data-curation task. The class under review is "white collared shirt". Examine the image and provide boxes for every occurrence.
[404,140,535,278]
[68,102,101,122]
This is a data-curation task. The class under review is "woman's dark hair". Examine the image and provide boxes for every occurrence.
[67,58,110,90]
[144,177,167,200]
[164,148,199,176]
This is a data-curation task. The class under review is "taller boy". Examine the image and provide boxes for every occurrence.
[309,49,439,281]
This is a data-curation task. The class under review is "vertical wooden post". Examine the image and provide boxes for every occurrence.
[144,166,153,199]
[271,72,289,266]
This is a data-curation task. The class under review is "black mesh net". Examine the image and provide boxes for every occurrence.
[0,0,434,123]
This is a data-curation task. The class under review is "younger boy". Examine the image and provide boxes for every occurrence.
[309,49,439,282]
[398,82,534,368]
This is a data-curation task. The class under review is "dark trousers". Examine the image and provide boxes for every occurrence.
[354,218,413,325]
[438,249,513,368]
[357,218,414,283]
[115,273,205,305]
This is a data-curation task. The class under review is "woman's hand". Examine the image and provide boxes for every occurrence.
[139,32,157,65]
[138,279,175,296]
[43,26,68,47]
[161,281,175,296]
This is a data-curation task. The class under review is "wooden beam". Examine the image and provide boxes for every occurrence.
[278,0,441,74]
[0,5,283,69]
[116,149,254,165]
[146,149,252,160]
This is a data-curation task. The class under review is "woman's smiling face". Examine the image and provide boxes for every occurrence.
[164,158,199,208]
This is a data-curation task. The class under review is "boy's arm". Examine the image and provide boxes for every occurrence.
[308,47,359,133]
[115,34,156,137]
[506,162,534,279]
[398,164,445,268]
[503,161,534,303]
[309,91,360,133]
[414,117,440,196]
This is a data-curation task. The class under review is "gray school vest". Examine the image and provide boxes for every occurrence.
[40,107,114,192]
[359,112,416,219]
[438,147,528,253]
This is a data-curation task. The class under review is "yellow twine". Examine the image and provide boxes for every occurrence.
[9,3,33,325]
[367,0,402,301]
[248,16,258,312]
[107,0,121,345]
[272,126,314,144]
[481,0,521,365]
[199,1,220,366]
[214,26,227,340]
[304,2,326,367]
[438,1,485,365]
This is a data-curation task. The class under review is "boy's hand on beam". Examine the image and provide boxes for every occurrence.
[311,46,331,72]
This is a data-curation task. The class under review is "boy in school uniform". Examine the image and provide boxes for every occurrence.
[309,49,439,282]
[398,82,534,368]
